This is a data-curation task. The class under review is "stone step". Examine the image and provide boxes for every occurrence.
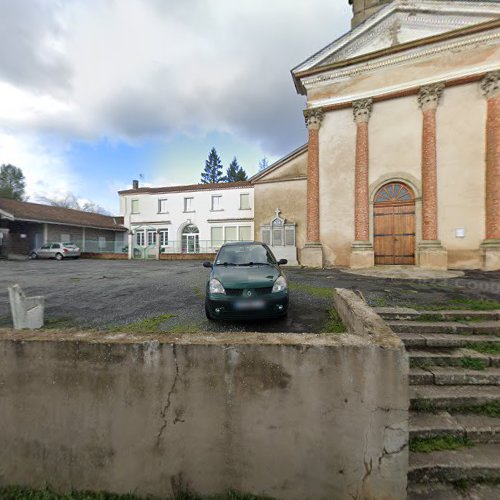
[409,443,500,484]
[410,385,500,411]
[409,348,500,368]
[410,367,500,386]
[388,320,500,335]
[400,332,500,348]
[376,307,500,322]
[408,482,500,500]
[410,412,500,443]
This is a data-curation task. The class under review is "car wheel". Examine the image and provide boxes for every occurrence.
[30,252,38,260]
[205,302,214,321]
[55,253,63,261]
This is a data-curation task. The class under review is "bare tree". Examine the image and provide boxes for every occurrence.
[37,194,110,215]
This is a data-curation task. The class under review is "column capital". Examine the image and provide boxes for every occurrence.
[481,71,500,99]
[304,108,324,130]
[352,98,373,123]
[418,83,445,112]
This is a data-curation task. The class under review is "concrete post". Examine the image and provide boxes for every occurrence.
[128,232,134,260]
[8,284,44,329]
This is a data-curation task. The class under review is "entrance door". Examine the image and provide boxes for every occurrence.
[374,182,416,265]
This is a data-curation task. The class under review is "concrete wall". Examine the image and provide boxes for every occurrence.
[0,328,408,499]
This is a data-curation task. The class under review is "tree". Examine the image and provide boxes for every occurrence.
[201,147,226,184]
[37,194,110,215]
[258,156,270,171]
[225,157,248,182]
[0,164,26,201]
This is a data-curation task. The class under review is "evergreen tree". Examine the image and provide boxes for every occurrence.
[201,147,226,184]
[225,157,248,182]
[258,156,269,171]
[0,164,26,201]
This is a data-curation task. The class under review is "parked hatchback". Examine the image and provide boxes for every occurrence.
[30,242,81,260]
[203,242,288,320]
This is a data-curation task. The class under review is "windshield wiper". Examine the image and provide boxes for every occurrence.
[219,262,236,266]
[238,262,270,266]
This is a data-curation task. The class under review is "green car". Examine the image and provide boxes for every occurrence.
[203,242,289,320]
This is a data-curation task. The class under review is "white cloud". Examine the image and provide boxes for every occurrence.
[0,0,352,153]
[0,131,78,201]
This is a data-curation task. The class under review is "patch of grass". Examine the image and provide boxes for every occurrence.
[465,342,500,355]
[324,308,346,334]
[193,286,204,299]
[168,323,202,334]
[410,359,432,370]
[414,298,500,312]
[370,296,389,308]
[460,357,487,370]
[409,435,472,453]
[107,314,176,334]
[43,317,77,330]
[450,402,500,418]
[451,477,500,492]
[0,487,275,500]
[289,283,335,299]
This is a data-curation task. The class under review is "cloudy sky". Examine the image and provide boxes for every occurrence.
[0,0,352,213]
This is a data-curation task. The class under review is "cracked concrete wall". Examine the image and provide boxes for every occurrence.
[0,333,408,499]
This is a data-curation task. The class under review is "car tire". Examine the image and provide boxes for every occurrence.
[30,252,38,260]
[205,302,214,321]
[55,253,63,261]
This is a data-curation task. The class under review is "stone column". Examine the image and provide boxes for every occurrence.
[480,71,500,270]
[417,83,448,270]
[350,98,375,269]
[127,231,134,260]
[301,108,324,268]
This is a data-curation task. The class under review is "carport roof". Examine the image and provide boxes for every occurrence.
[0,198,126,231]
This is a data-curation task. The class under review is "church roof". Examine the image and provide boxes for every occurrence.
[292,0,500,94]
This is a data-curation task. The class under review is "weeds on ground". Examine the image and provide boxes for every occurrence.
[369,296,389,308]
[452,477,500,492]
[107,314,176,334]
[324,308,346,334]
[289,283,335,299]
[43,317,78,330]
[414,298,500,312]
[460,358,487,370]
[0,487,275,500]
[192,286,204,299]
[465,342,500,355]
[449,402,500,419]
[409,435,472,453]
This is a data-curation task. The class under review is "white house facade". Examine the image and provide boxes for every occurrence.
[118,181,254,259]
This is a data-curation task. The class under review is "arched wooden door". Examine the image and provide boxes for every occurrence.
[374,182,416,265]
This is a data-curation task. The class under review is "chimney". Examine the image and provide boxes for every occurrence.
[132,179,139,190]
[349,0,391,28]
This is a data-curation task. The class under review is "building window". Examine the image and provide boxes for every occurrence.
[239,226,252,241]
[184,197,194,212]
[240,193,250,210]
[147,230,157,246]
[98,236,106,249]
[225,226,237,242]
[211,227,223,247]
[131,199,139,214]
[159,229,169,246]
[158,199,168,213]
[136,230,145,246]
[211,195,222,211]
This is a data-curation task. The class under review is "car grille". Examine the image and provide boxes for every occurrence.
[225,287,273,297]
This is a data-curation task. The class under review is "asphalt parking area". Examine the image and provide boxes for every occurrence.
[0,259,499,334]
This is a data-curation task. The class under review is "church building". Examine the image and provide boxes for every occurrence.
[253,0,500,270]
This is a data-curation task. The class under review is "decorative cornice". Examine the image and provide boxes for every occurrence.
[418,83,445,111]
[304,108,324,129]
[353,99,373,123]
[481,71,500,99]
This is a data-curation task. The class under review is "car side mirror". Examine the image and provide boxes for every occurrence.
[278,259,288,266]
[203,261,213,268]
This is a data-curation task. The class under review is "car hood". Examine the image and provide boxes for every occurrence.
[212,264,280,289]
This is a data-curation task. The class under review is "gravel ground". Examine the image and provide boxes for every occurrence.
[0,259,499,334]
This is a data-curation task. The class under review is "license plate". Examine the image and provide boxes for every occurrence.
[234,300,265,310]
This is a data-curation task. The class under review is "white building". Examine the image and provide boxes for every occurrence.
[118,181,254,258]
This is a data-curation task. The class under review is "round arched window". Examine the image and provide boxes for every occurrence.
[182,224,199,234]
[374,182,414,204]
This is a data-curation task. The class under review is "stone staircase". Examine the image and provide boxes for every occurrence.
[376,308,500,499]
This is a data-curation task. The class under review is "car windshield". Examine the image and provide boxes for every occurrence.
[216,245,276,266]
[63,243,77,248]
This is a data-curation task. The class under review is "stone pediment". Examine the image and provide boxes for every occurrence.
[293,1,500,75]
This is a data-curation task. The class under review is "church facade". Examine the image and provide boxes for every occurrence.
[255,0,500,271]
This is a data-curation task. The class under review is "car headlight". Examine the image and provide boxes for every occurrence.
[209,278,226,295]
[272,276,288,293]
